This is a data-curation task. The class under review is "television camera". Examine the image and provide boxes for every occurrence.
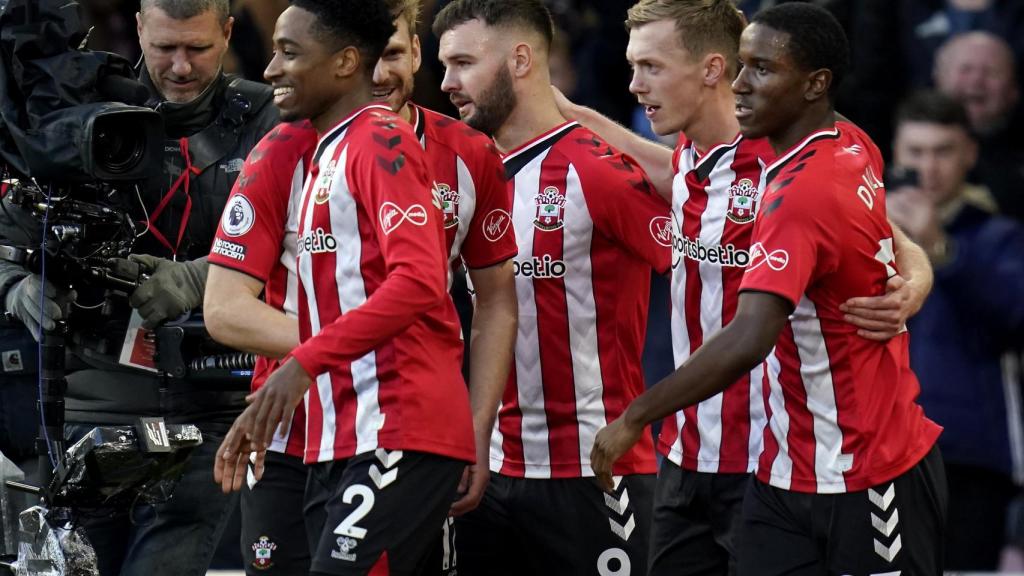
[0,1,229,573]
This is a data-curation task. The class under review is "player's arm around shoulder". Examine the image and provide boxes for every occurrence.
[554,87,674,201]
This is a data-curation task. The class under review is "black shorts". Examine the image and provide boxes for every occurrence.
[737,444,948,576]
[240,450,311,575]
[450,473,655,575]
[649,460,749,576]
[304,450,464,576]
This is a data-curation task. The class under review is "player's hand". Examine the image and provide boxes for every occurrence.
[552,85,580,121]
[590,416,643,493]
[244,357,311,450]
[840,274,922,341]
[214,407,266,493]
[450,461,489,517]
[887,187,942,248]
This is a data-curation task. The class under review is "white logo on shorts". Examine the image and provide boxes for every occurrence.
[331,536,358,562]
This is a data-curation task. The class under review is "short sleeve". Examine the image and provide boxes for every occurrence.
[739,177,835,308]
[583,151,672,275]
[207,124,307,278]
[459,143,518,269]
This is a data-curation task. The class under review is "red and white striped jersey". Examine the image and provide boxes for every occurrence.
[658,134,775,473]
[290,103,474,464]
[410,103,518,272]
[739,121,942,494]
[208,121,317,457]
[492,122,672,478]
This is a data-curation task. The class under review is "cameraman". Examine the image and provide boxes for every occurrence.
[0,1,278,574]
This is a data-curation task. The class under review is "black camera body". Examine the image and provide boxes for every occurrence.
[0,0,163,185]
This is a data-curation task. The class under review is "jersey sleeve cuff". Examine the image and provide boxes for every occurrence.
[464,248,518,270]
[738,284,799,310]
[290,345,323,380]
[208,260,272,283]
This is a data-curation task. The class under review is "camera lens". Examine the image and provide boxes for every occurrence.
[93,123,145,175]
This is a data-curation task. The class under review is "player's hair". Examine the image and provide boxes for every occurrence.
[750,3,849,100]
[290,0,396,74]
[140,0,230,25]
[383,0,421,35]
[432,0,554,50]
[895,90,973,135]
[625,0,745,78]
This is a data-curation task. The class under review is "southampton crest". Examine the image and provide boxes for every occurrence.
[726,178,759,224]
[437,183,460,229]
[534,186,566,231]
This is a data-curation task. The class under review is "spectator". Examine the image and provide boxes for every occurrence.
[934,31,1024,221]
[889,90,1024,571]
[900,0,1024,89]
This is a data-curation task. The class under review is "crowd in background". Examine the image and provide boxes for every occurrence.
[61,0,1024,572]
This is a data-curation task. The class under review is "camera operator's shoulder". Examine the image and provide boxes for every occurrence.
[225,77,281,138]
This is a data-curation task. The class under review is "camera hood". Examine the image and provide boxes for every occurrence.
[0,0,163,182]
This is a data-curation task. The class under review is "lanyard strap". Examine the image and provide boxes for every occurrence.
[147,137,200,256]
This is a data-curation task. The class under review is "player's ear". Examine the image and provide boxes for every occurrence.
[411,34,423,74]
[804,68,831,103]
[334,45,361,79]
[512,42,533,78]
[704,52,727,87]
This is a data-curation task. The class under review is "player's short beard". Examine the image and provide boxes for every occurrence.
[466,65,516,136]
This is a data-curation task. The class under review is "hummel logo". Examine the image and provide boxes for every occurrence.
[379,202,428,235]
[603,488,630,515]
[375,449,403,468]
[874,534,902,563]
[609,514,636,541]
[377,153,406,175]
[871,509,899,538]
[869,484,895,511]
[373,133,402,150]
[369,464,398,489]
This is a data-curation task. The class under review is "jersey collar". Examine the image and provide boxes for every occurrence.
[764,126,840,185]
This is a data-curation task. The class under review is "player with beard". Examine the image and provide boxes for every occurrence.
[591,4,946,574]
[205,1,517,573]
[550,1,933,574]
[434,1,672,573]
[212,1,477,574]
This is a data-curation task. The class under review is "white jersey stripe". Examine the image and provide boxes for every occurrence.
[792,296,847,492]
[562,164,605,476]
[667,162,692,465]
[765,350,792,489]
[747,362,766,473]
[693,147,737,471]
[282,158,305,318]
[299,136,337,461]
[451,156,477,268]
[327,145,382,455]
[501,149,551,477]
[267,157,308,455]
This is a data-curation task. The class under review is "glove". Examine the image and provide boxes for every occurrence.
[128,255,209,329]
[3,274,76,341]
